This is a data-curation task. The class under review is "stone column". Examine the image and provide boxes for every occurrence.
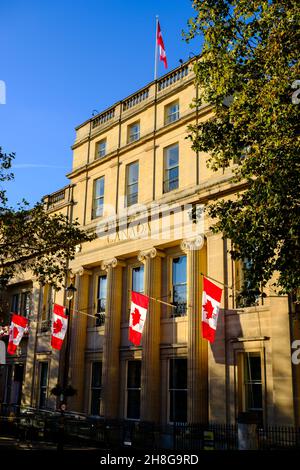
[100,257,125,419]
[181,236,208,424]
[22,281,41,407]
[138,247,165,423]
[68,267,92,412]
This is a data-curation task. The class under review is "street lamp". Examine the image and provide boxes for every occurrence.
[55,282,77,451]
[61,283,77,408]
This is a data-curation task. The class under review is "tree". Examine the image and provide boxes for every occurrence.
[0,147,93,288]
[185,1,300,299]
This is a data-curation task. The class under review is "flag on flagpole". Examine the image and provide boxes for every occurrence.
[51,303,68,350]
[157,20,168,69]
[7,314,28,355]
[129,291,150,346]
[202,277,223,343]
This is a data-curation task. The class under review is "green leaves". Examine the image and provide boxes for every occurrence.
[0,151,94,288]
[186,1,300,298]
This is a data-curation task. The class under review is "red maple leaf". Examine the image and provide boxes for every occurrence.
[203,299,214,320]
[131,307,141,326]
[12,326,19,339]
[53,318,63,334]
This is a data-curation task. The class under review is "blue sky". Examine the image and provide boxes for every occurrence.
[0,0,201,207]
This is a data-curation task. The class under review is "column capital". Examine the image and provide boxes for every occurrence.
[101,257,126,272]
[181,236,204,253]
[137,247,165,262]
[70,267,92,278]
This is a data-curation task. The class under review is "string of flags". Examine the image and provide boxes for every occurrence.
[5,275,223,355]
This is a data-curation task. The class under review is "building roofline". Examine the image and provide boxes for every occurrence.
[74,55,199,131]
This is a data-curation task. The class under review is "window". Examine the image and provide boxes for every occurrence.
[169,358,187,423]
[163,144,179,193]
[96,139,107,159]
[243,353,263,418]
[171,256,187,317]
[126,162,139,206]
[95,275,107,327]
[165,101,179,125]
[11,294,19,313]
[92,176,105,219]
[39,362,48,409]
[41,285,53,332]
[128,122,140,143]
[132,265,144,294]
[20,291,31,318]
[90,361,102,415]
[126,360,141,420]
[235,258,260,308]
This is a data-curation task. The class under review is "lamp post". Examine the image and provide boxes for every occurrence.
[57,282,77,451]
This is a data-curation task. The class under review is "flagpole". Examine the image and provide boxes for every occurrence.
[200,271,233,290]
[154,15,159,80]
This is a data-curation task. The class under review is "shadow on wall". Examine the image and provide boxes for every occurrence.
[209,308,243,365]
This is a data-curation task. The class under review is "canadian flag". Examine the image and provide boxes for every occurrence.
[7,314,28,355]
[51,303,68,350]
[202,277,223,343]
[129,292,150,346]
[157,21,168,69]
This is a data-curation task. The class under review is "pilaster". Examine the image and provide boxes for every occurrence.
[138,247,165,423]
[181,236,208,423]
[68,267,92,412]
[100,257,125,418]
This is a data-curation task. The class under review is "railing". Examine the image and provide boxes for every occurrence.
[171,301,187,317]
[95,312,105,327]
[122,88,149,111]
[1,410,299,451]
[92,107,115,129]
[257,426,300,450]
[158,65,190,91]
[47,188,65,206]
[40,319,52,333]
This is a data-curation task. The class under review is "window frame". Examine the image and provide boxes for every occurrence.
[168,358,188,424]
[125,360,141,421]
[163,143,179,193]
[20,291,31,319]
[90,361,102,416]
[95,138,107,159]
[95,274,107,327]
[92,176,105,219]
[170,255,187,317]
[38,361,49,410]
[126,161,139,207]
[127,121,140,144]
[164,100,180,125]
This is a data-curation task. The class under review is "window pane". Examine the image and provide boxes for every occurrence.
[11,294,19,313]
[92,362,102,388]
[166,145,179,168]
[91,389,101,415]
[169,359,187,389]
[40,363,48,387]
[128,162,139,184]
[172,256,187,285]
[245,354,261,382]
[98,276,107,300]
[132,266,144,293]
[127,361,141,388]
[245,384,263,410]
[95,177,105,196]
[127,390,140,420]
[97,139,106,158]
[170,390,187,422]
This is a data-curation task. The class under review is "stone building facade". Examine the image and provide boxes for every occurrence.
[0,57,299,428]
